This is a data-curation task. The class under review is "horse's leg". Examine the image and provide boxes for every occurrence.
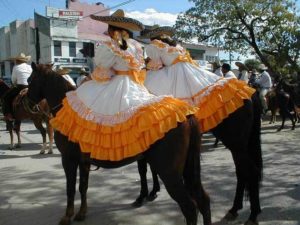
[59,154,79,225]
[159,173,199,225]
[132,159,149,207]
[7,121,14,150]
[277,109,286,131]
[213,137,219,147]
[147,164,160,201]
[46,122,54,154]
[14,120,22,148]
[74,153,90,221]
[32,119,47,154]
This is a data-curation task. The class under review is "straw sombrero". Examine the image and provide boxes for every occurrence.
[235,62,248,70]
[139,25,175,39]
[90,9,144,31]
[10,53,31,63]
[55,66,71,75]
[258,64,268,70]
[79,67,89,75]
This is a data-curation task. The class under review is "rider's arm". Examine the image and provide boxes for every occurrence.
[11,66,17,85]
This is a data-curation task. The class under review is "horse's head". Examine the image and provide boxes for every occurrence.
[27,62,53,104]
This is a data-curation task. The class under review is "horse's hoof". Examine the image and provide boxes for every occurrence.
[244,220,258,225]
[74,212,86,221]
[59,216,71,225]
[14,144,21,148]
[131,196,146,208]
[222,211,238,221]
[40,150,45,154]
[147,193,158,202]
[48,150,53,154]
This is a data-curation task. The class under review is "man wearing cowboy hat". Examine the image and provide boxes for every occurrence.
[76,67,90,86]
[2,53,32,121]
[255,64,273,114]
[55,66,76,87]
[235,61,249,83]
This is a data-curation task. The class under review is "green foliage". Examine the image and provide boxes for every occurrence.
[175,0,300,76]
[244,59,261,71]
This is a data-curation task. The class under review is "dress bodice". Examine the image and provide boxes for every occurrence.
[145,40,184,66]
[93,38,145,72]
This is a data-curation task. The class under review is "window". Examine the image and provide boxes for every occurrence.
[69,42,76,57]
[54,41,62,56]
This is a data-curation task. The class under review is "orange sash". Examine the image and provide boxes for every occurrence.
[115,69,146,85]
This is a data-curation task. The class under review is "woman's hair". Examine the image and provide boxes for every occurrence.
[150,35,177,47]
[108,25,133,50]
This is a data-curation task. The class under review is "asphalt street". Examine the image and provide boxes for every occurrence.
[0,117,299,225]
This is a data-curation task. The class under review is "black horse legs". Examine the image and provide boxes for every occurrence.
[132,158,160,207]
[74,154,91,221]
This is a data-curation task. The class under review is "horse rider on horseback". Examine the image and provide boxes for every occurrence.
[2,53,32,121]
[255,64,273,114]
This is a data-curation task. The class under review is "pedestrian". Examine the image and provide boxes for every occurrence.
[76,67,90,86]
[221,63,237,79]
[248,69,259,87]
[140,26,254,132]
[2,53,32,121]
[212,60,223,77]
[55,66,76,87]
[255,64,273,114]
[50,9,196,161]
[235,62,249,83]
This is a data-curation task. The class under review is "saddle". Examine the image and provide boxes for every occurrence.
[12,88,28,110]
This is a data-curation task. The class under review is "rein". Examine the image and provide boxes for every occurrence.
[23,97,52,119]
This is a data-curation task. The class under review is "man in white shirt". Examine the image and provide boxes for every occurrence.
[2,53,32,121]
[221,63,236,78]
[255,64,273,113]
[235,62,249,83]
[212,61,223,77]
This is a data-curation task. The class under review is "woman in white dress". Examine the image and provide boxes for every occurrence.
[142,26,255,132]
[50,10,196,161]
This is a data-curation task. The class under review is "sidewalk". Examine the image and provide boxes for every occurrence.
[0,119,299,225]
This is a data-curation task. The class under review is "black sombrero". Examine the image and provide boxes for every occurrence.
[90,9,144,31]
[139,25,175,39]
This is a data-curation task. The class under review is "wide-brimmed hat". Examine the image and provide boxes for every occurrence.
[79,67,89,75]
[10,53,31,63]
[55,66,71,75]
[252,69,258,74]
[235,62,248,70]
[258,64,268,70]
[90,9,144,31]
[139,25,175,39]
[211,60,222,68]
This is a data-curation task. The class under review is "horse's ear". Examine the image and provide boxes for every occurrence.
[31,62,37,71]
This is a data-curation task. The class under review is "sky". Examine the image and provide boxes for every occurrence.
[0,0,194,27]
[0,0,299,63]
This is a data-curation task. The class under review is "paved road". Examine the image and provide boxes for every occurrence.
[0,118,299,225]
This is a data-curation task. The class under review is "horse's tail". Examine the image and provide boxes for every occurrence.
[249,91,263,183]
[183,116,211,221]
[183,115,202,189]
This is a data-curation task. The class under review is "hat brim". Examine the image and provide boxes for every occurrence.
[139,27,175,39]
[56,69,71,75]
[8,56,31,62]
[235,62,248,70]
[90,15,144,31]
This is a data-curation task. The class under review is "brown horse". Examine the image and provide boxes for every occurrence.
[0,79,53,153]
[26,63,211,225]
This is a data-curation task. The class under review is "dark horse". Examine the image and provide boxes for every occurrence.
[26,63,211,225]
[0,79,53,152]
[136,86,263,225]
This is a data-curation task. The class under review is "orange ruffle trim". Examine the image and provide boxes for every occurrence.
[50,97,197,161]
[194,79,255,132]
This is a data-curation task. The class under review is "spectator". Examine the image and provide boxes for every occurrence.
[76,68,90,86]
[235,62,249,83]
[212,60,223,77]
[221,63,236,78]
[55,66,76,87]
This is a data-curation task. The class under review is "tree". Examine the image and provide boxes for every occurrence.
[175,0,300,76]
